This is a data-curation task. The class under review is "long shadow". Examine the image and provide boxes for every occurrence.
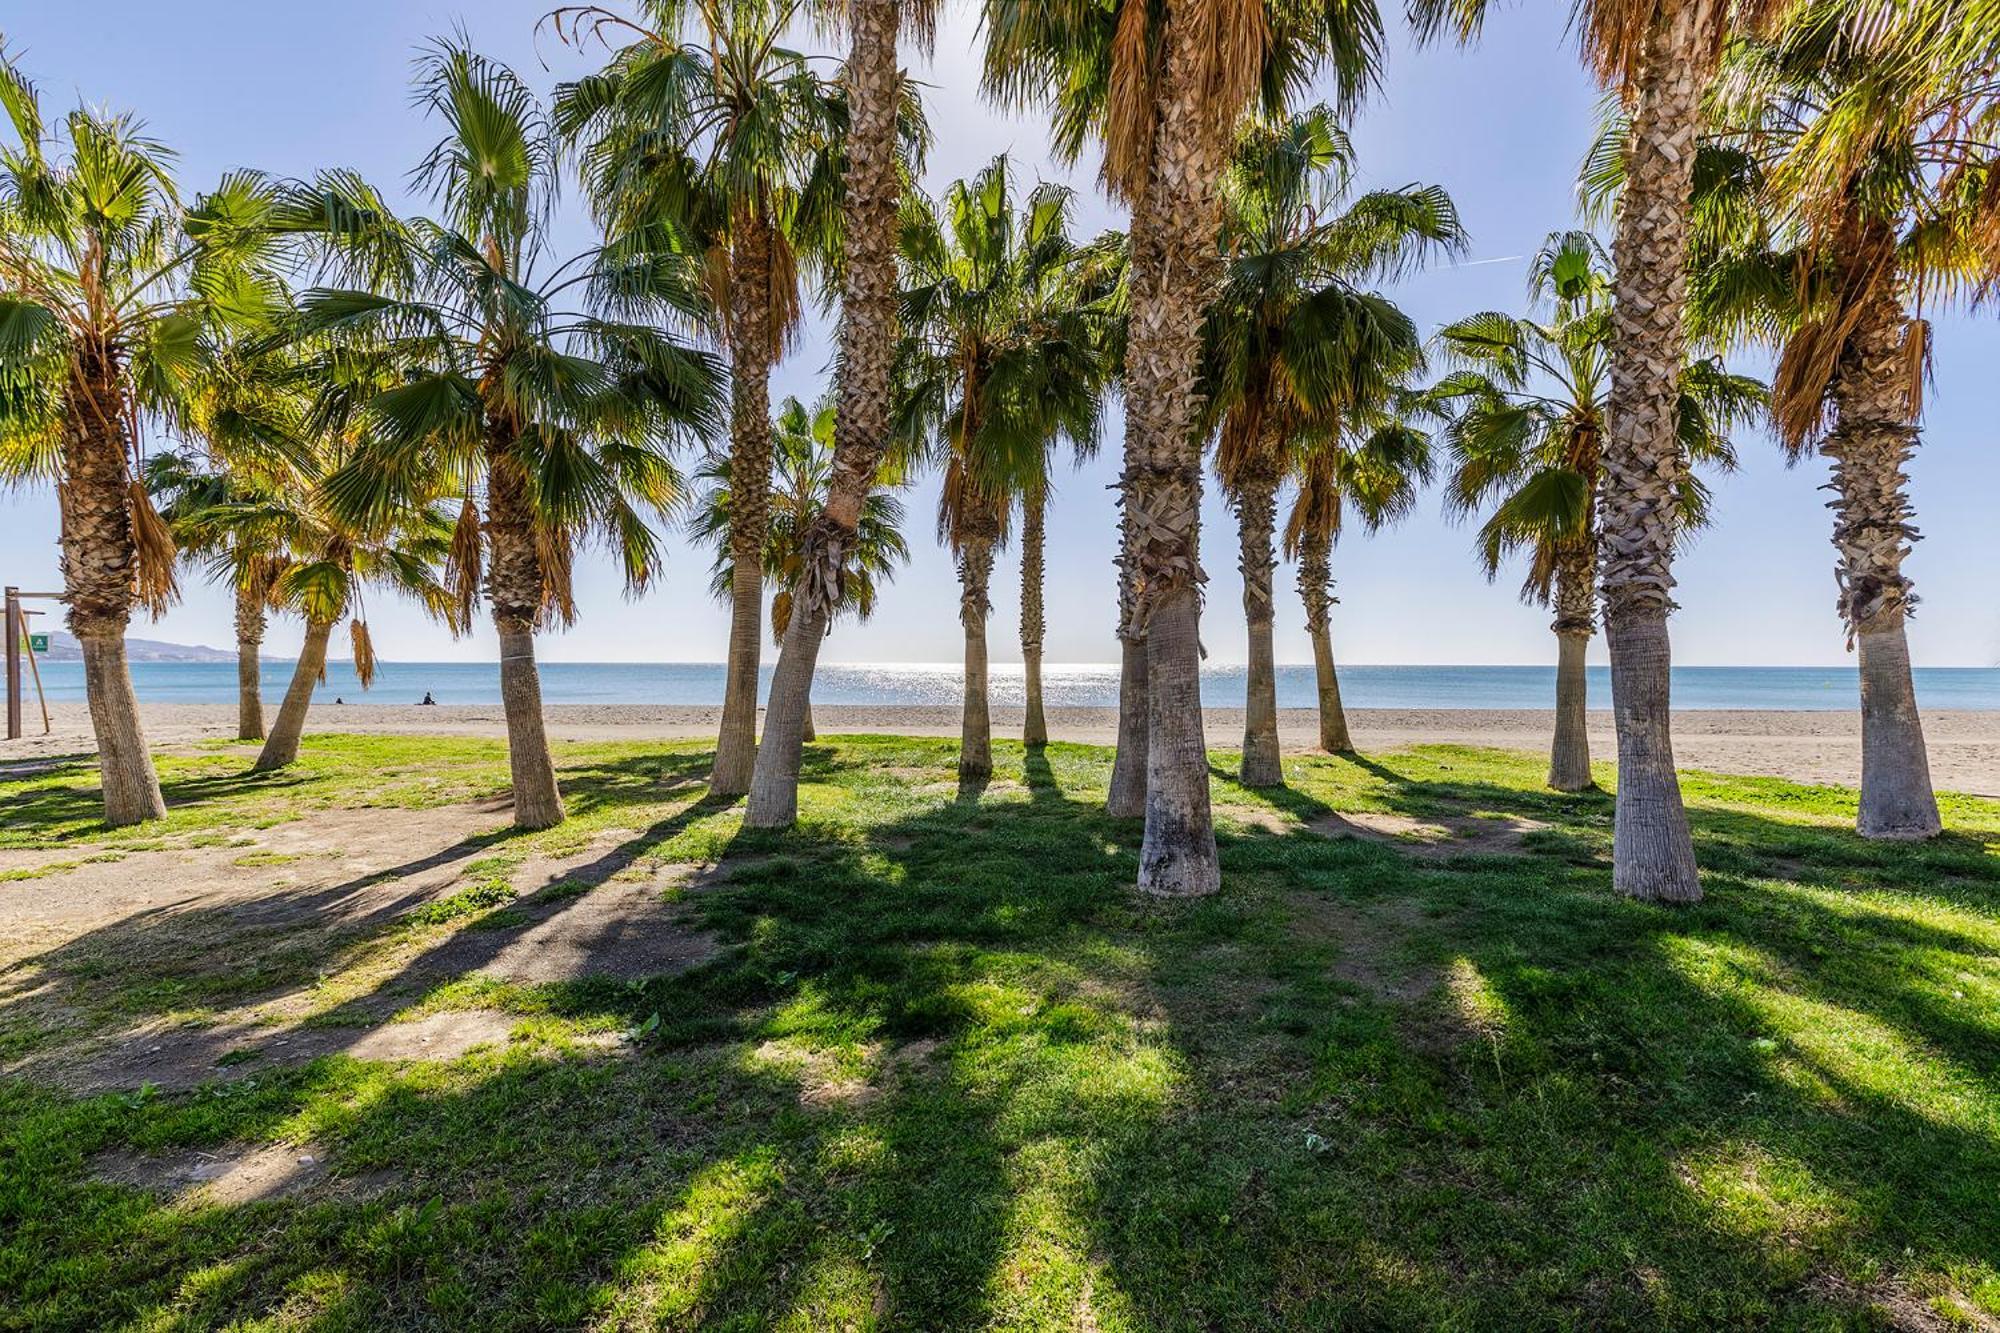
[4,738,1999,1328]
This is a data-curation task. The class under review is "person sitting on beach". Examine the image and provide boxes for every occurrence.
[419,692,436,706]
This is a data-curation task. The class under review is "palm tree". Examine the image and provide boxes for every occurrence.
[554,0,842,795]
[1283,406,1435,756]
[893,158,1115,776]
[689,393,909,743]
[145,452,291,743]
[0,50,298,824]
[1204,105,1462,786]
[744,0,936,827]
[1431,230,1758,792]
[295,41,721,828]
[982,0,1384,892]
[149,445,462,770]
[1413,0,1788,902]
[1681,20,1998,837]
[142,333,308,742]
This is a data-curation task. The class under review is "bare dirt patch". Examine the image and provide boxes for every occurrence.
[91,1141,398,1206]
[24,1008,533,1093]
[1804,1272,1984,1332]
[413,877,720,986]
[1298,896,1440,1003]
[1311,809,1549,859]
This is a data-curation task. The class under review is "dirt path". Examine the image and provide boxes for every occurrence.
[0,801,728,1092]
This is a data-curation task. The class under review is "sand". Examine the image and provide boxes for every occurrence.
[7,701,2000,795]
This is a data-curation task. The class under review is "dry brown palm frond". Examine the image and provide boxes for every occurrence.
[1183,0,1270,139]
[445,496,483,632]
[1771,238,1895,452]
[536,525,578,630]
[1898,316,1931,421]
[1583,0,1794,99]
[350,618,378,689]
[1102,0,1163,202]
[769,228,804,357]
[127,480,179,617]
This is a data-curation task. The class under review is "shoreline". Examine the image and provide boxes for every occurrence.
[6,702,2000,795]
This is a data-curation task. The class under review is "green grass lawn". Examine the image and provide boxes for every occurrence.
[2,733,1997,1329]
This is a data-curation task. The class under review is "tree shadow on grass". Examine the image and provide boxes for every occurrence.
[3,738,1999,1328]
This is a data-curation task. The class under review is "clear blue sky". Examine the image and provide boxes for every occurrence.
[4,2,1996,668]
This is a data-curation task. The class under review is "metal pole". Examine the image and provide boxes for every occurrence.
[5,587,19,742]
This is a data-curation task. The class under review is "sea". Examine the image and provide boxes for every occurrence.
[20,661,2000,711]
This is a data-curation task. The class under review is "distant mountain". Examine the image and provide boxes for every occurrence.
[34,631,236,664]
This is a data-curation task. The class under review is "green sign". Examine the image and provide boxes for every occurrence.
[27,633,47,653]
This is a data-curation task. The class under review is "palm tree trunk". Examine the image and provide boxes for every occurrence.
[235,584,266,742]
[486,447,565,830]
[746,0,902,829]
[1126,2,1230,896]
[1107,637,1149,816]
[1298,541,1351,753]
[713,215,777,797]
[802,697,815,744]
[1549,546,1597,792]
[59,354,166,826]
[959,533,996,779]
[253,618,331,771]
[1020,488,1049,748]
[1596,0,1716,903]
[1235,474,1281,786]
[1825,270,1939,839]
[1550,632,1594,792]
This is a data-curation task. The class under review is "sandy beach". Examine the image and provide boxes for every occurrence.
[7,701,2000,795]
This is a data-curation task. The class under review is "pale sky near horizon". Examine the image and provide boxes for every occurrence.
[3,1,1997,669]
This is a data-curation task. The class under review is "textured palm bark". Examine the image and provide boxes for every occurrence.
[713,214,777,796]
[486,446,566,830]
[1106,180,1159,819]
[1107,636,1150,816]
[957,526,997,779]
[1549,546,1597,792]
[235,585,266,742]
[802,699,815,744]
[746,0,902,829]
[1126,2,1227,895]
[1550,632,1595,791]
[1597,0,1714,902]
[1824,271,1940,839]
[254,618,332,772]
[1020,489,1049,748]
[60,350,166,825]
[1298,540,1351,753]
[1234,473,1282,786]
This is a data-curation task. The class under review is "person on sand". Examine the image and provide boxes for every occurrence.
[419,692,436,706]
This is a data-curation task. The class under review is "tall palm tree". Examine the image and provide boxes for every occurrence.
[688,392,909,743]
[554,0,842,795]
[983,0,1384,893]
[1431,230,1758,791]
[745,0,936,827]
[1682,19,1998,837]
[1204,105,1462,786]
[893,158,1115,776]
[1413,0,1788,902]
[1283,406,1435,755]
[295,41,721,828]
[0,50,298,824]
[142,336,309,743]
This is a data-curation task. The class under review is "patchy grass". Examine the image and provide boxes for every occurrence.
[0,733,1997,1329]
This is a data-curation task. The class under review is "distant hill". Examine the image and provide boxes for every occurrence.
[34,631,236,664]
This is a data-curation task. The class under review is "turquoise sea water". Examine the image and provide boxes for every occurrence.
[23,661,2000,710]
